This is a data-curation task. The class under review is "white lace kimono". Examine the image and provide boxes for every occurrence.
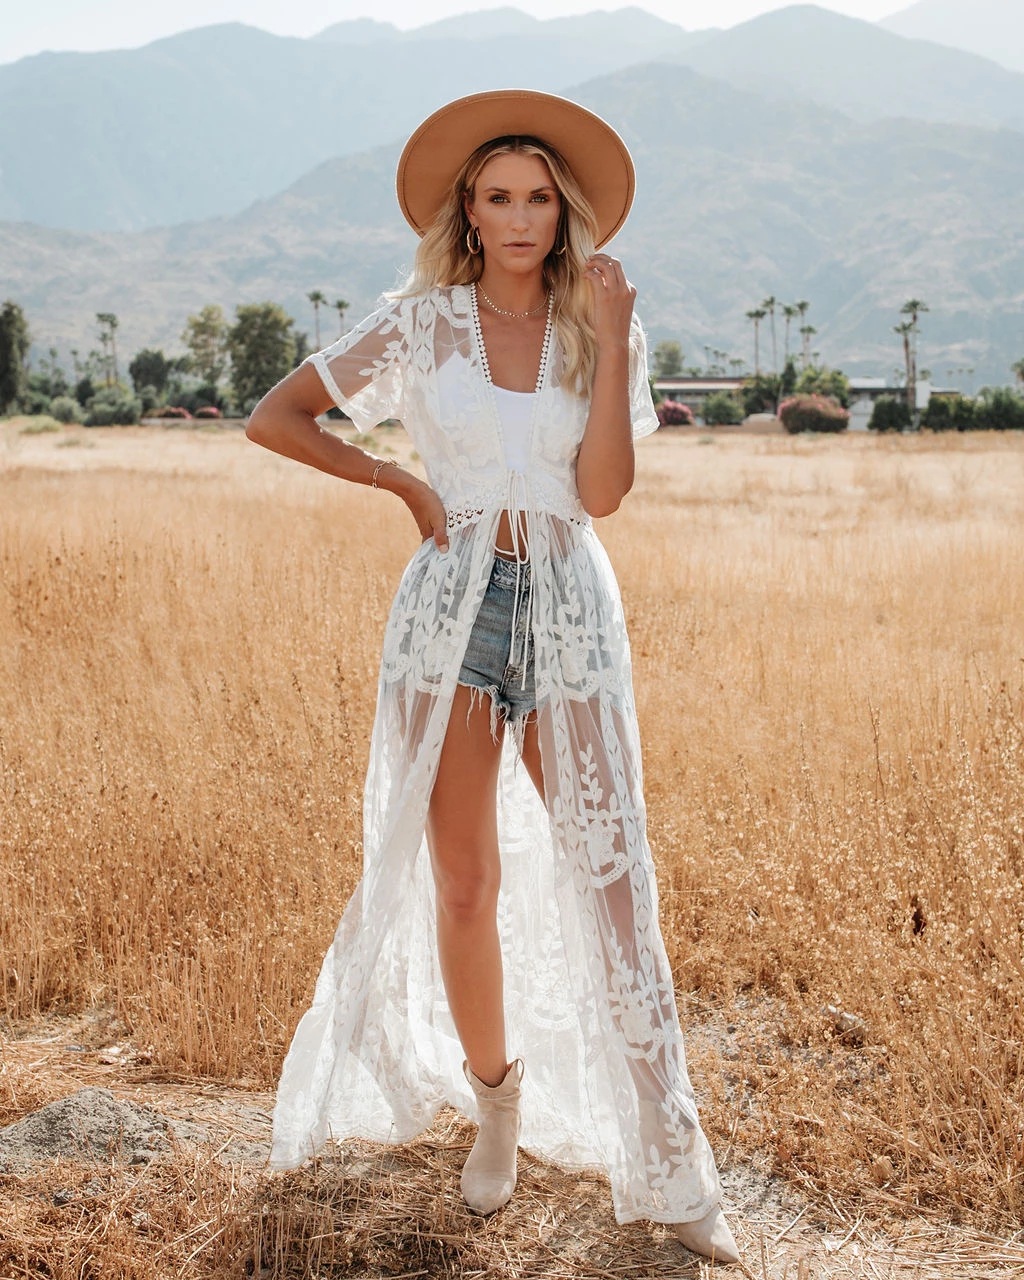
[270,284,723,1225]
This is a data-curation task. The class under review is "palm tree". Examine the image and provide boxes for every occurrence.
[1011,358,1024,389]
[96,331,110,385]
[746,308,767,376]
[96,312,119,386]
[334,298,349,338]
[762,295,778,375]
[900,299,929,420]
[894,320,915,413]
[307,289,328,348]
[799,324,817,368]
[782,304,800,366]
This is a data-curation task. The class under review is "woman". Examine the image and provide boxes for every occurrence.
[246,89,740,1266]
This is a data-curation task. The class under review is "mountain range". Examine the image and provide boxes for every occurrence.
[5,59,1022,385]
[881,0,1024,73]
[2,2,1023,386]
[3,5,1024,233]
[0,10,700,232]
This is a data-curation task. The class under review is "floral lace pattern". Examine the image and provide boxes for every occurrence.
[272,289,722,1225]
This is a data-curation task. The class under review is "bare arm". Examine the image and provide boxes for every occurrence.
[246,362,449,550]
[574,253,638,518]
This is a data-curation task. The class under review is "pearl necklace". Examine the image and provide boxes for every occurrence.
[477,283,549,318]
[471,283,554,393]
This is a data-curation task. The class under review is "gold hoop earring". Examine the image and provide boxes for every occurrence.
[466,226,481,256]
[555,239,567,256]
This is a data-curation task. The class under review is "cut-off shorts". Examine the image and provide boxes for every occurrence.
[457,555,536,741]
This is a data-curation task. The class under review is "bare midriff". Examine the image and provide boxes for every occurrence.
[494,508,531,561]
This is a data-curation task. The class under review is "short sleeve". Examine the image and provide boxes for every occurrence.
[629,312,660,440]
[305,297,408,432]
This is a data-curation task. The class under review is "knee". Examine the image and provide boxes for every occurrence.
[433,857,500,925]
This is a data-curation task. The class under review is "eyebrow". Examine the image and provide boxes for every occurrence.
[481,184,556,194]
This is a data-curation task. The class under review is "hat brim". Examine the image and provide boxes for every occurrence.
[396,89,635,250]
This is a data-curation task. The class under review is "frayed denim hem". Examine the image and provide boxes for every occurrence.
[458,680,535,754]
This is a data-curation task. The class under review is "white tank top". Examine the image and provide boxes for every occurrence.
[492,385,534,473]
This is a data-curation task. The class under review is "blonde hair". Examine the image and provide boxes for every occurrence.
[395,136,603,394]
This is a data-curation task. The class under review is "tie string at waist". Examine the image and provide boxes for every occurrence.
[499,471,533,687]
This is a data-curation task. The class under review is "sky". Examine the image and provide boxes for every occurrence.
[3,0,907,64]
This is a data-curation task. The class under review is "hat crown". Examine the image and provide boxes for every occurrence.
[396,89,635,250]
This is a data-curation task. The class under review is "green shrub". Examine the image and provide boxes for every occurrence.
[85,386,140,427]
[974,387,1024,431]
[921,397,952,432]
[795,364,850,408]
[868,396,912,433]
[75,376,96,408]
[166,383,227,414]
[779,394,849,434]
[702,391,744,426]
[17,414,62,435]
[49,395,82,424]
[23,385,53,415]
[128,348,172,396]
[950,396,978,432]
[137,384,161,414]
[922,395,976,433]
[742,374,780,416]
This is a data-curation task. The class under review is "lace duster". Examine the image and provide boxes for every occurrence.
[269,284,722,1225]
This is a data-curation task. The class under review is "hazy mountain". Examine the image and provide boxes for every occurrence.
[881,0,1024,74]
[671,5,1024,130]
[4,4,1024,234]
[313,18,401,44]
[0,11,695,232]
[5,64,1021,386]
[315,6,701,45]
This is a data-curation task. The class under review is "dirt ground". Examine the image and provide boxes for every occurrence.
[4,1008,1023,1279]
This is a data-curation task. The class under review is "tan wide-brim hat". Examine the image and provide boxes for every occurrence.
[396,89,635,249]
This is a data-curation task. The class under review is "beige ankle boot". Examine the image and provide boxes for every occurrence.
[673,1205,741,1265]
[461,1059,523,1215]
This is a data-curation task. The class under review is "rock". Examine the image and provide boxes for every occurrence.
[0,1087,170,1171]
[822,1004,868,1046]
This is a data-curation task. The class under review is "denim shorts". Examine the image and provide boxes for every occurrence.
[457,556,536,735]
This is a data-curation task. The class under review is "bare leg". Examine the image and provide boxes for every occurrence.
[427,683,508,1088]
[522,709,739,1261]
[518,713,545,798]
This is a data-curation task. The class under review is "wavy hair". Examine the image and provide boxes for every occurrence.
[395,135,604,395]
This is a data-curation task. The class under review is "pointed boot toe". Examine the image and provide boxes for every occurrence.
[673,1205,741,1265]
[460,1059,523,1216]
[460,1167,518,1216]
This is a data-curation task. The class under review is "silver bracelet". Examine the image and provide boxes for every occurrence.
[370,458,398,489]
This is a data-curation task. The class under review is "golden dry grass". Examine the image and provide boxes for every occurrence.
[1,421,1023,1276]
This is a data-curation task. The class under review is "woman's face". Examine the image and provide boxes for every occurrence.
[465,151,562,276]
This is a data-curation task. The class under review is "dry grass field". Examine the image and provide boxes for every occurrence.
[1,419,1023,1278]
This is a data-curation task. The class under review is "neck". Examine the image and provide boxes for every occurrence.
[476,269,547,314]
